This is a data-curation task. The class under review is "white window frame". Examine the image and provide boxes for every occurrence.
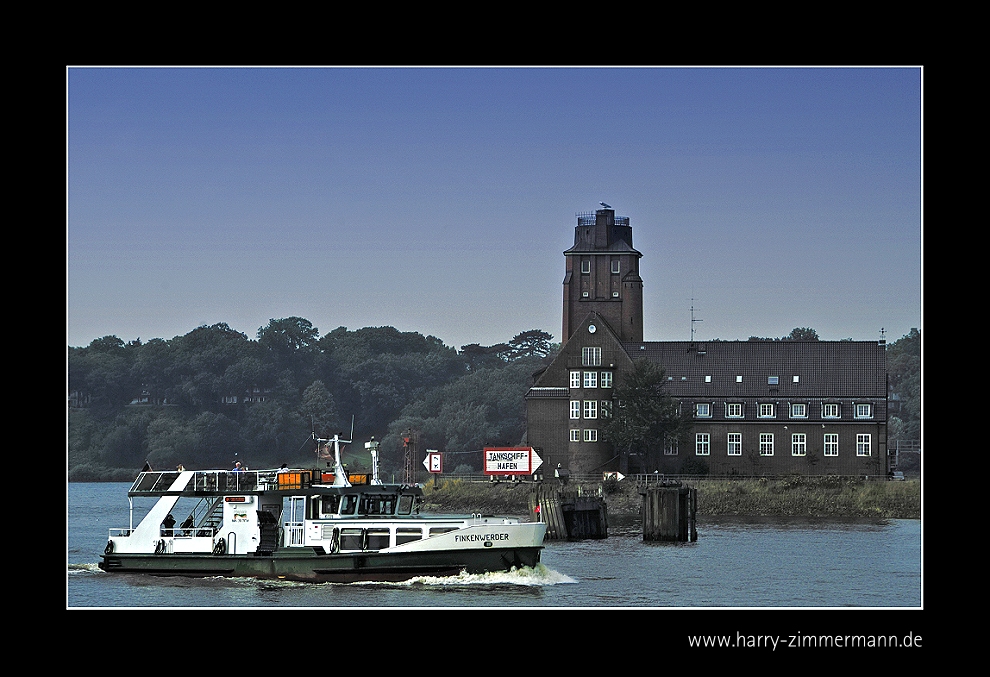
[570,429,581,442]
[570,401,581,419]
[600,371,613,388]
[824,433,838,456]
[581,259,591,274]
[790,403,807,418]
[760,433,774,456]
[791,433,807,456]
[726,403,743,418]
[582,346,602,367]
[584,371,598,388]
[855,403,873,419]
[600,400,612,418]
[695,402,711,418]
[727,432,742,456]
[857,434,872,456]
[823,403,840,419]
[570,371,581,389]
[584,429,598,442]
[611,259,620,274]
[583,400,598,419]
[759,403,775,418]
[664,439,679,456]
[695,433,710,456]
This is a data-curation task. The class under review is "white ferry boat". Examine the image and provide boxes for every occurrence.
[99,435,546,582]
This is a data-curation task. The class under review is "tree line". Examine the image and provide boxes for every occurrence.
[68,319,556,480]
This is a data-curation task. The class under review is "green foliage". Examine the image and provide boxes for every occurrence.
[603,359,691,470]
[68,321,546,478]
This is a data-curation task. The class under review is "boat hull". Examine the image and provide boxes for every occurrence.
[98,545,543,583]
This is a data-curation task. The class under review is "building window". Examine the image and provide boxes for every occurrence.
[760,433,774,456]
[855,403,873,419]
[584,400,598,419]
[581,259,591,274]
[600,400,612,418]
[726,403,743,418]
[582,346,602,367]
[570,371,581,389]
[570,429,581,442]
[584,371,598,388]
[600,371,613,388]
[695,403,711,418]
[570,401,581,419]
[768,376,779,385]
[857,434,872,456]
[664,440,679,455]
[790,403,807,418]
[758,403,775,418]
[823,403,840,419]
[791,433,807,456]
[736,375,743,383]
[695,433,710,456]
[584,429,598,442]
[727,433,742,456]
[824,433,838,456]
[611,259,620,274]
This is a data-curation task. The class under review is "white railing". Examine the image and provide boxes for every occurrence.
[285,522,305,546]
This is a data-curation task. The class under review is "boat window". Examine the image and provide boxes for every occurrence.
[359,494,396,515]
[397,495,415,515]
[339,495,357,515]
[321,495,341,516]
[339,528,363,551]
[396,528,423,545]
[366,529,390,550]
[429,527,456,537]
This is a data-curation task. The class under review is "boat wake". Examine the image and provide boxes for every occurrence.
[359,563,577,588]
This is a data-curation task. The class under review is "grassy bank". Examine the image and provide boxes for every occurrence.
[421,476,921,520]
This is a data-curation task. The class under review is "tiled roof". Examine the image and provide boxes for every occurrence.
[620,340,886,398]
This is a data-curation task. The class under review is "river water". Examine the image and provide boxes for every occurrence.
[67,482,921,610]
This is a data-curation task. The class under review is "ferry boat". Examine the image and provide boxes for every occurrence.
[98,435,546,582]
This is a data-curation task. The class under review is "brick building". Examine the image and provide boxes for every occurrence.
[526,208,887,477]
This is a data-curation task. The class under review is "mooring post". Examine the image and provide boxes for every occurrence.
[641,483,698,542]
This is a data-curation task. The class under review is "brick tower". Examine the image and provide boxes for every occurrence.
[561,207,643,343]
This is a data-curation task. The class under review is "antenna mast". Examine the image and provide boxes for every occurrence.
[691,298,703,341]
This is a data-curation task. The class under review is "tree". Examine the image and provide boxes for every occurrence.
[602,359,690,473]
[507,330,554,359]
[300,380,339,438]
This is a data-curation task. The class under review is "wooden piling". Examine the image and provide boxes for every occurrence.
[641,484,697,542]
[530,485,608,540]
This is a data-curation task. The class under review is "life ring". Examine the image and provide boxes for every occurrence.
[104,540,114,555]
[213,538,226,555]
[155,539,165,554]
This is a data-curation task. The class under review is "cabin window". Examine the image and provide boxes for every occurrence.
[397,494,415,515]
[359,494,396,516]
[339,494,357,515]
[429,527,457,537]
[321,495,341,516]
[396,528,423,545]
[339,528,363,551]
[366,529,390,550]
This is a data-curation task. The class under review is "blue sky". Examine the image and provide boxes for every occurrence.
[67,67,922,349]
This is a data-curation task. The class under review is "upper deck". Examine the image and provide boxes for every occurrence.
[128,469,423,499]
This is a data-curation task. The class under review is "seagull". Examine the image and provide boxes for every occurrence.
[599,202,611,209]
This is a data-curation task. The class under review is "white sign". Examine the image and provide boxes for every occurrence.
[423,450,442,473]
[483,447,543,476]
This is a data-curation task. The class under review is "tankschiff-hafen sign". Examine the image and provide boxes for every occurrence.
[484,447,543,476]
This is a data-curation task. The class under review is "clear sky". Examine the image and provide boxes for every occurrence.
[67,66,922,350]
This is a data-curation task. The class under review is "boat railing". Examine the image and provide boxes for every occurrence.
[285,521,305,546]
